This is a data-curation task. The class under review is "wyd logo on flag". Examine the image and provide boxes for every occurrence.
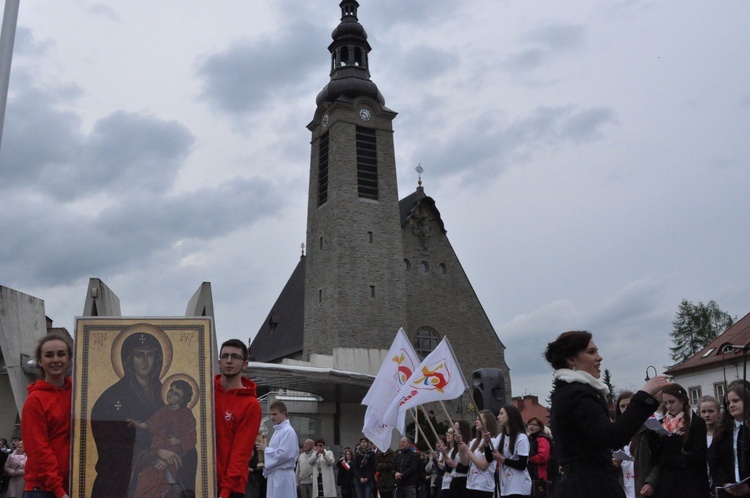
[392,350,414,387]
[411,359,451,392]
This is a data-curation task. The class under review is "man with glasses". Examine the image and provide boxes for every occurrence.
[215,339,262,498]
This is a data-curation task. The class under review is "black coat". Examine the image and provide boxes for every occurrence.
[653,412,708,498]
[550,379,660,498]
[709,421,750,498]
[394,448,420,487]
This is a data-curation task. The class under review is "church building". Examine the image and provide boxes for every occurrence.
[250,1,511,401]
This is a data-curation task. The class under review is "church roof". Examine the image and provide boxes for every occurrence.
[665,311,750,375]
[250,256,305,362]
[399,186,447,233]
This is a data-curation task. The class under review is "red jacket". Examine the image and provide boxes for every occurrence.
[529,434,550,480]
[21,377,72,498]
[214,374,261,497]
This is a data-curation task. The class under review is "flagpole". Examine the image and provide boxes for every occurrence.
[419,404,441,441]
[409,408,434,453]
[439,400,456,429]
[0,0,20,153]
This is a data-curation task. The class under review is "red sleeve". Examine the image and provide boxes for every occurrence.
[219,397,261,497]
[21,393,67,498]
[529,437,550,466]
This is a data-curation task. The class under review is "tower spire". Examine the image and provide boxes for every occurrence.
[316,0,385,106]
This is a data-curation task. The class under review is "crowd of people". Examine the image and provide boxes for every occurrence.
[10,330,750,498]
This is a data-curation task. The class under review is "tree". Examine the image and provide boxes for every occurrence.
[669,299,734,363]
[603,369,615,401]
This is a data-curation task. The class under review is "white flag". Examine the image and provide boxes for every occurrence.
[361,328,419,451]
[382,336,467,435]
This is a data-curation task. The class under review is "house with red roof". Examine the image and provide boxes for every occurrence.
[665,312,750,407]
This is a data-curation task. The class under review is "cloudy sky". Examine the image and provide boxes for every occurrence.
[2,0,749,401]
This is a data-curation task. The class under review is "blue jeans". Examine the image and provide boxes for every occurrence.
[23,492,56,498]
[354,479,373,498]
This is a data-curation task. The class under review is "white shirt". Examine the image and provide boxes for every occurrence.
[264,419,299,498]
[495,432,532,497]
[466,438,497,492]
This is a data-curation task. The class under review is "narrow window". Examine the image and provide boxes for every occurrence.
[318,132,329,206]
[319,236,323,250]
[370,285,375,298]
[356,126,378,200]
[368,231,373,243]
[318,289,322,304]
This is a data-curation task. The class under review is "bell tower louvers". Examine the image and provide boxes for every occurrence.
[303,0,407,356]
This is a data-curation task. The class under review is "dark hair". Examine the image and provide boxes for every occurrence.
[170,379,194,408]
[615,391,635,420]
[544,331,593,370]
[470,410,499,452]
[269,400,287,415]
[451,420,472,460]
[35,333,73,376]
[499,405,526,452]
[316,438,325,446]
[360,436,370,444]
[220,339,248,361]
[122,332,163,385]
[715,381,750,442]
[662,383,694,447]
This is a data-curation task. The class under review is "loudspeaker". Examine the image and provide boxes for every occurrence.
[472,368,505,416]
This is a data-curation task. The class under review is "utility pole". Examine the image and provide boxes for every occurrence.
[0,0,20,153]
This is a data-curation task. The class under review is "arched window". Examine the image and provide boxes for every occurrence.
[414,328,439,360]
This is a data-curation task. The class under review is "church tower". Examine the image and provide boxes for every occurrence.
[303,0,407,356]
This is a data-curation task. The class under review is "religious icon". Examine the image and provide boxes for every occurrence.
[71,318,216,498]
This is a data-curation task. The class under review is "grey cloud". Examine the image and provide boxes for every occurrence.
[0,79,194,200]
[505,23,586,72]
[383,44,459,83]
[88,4,121,22]
[413,105,617,185]
[197,20,327,115]
[14,27,53,57]
[0,175,285,287]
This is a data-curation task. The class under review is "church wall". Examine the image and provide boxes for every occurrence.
[401,207,512,398]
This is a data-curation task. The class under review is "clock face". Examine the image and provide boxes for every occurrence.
[359,108,372,121]
[322,114,329,127]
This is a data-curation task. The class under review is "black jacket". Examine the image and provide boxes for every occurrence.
[550,379,659,498]
[353,448,376,480]
[709,421,750,498]
[394,448,420,487]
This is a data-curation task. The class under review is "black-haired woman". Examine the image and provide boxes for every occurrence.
[448,419,473,498]
[708,380,750,498]
[492,405,531,497]
[21,333,73,498]
[653,383,709,497]
[544,330,669,498]
[461,410,499,497]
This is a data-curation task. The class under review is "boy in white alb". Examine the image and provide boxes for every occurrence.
[257,401,299,498]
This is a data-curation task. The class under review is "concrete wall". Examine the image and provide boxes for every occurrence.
[0,286,48,436]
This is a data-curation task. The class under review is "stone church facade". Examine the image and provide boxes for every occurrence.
[250,0,511,396]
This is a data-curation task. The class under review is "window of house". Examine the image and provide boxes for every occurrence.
[356,126,378,200]
[318,132,329,206]
[715,382,726,402]
[689,386,702,407]
[414,328,439,360]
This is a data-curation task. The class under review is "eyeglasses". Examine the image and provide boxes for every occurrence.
[219,353,245,361]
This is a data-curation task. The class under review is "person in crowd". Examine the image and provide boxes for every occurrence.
[297,439,315,498]
[653,383,709,497]
[338,447,356,498]
[527,417,551,488]
[613,392,637,498]
[459,410,498,498]
[309,439,336,497]
[709,380,750,498]
[376,447,397,498]
[214,339,262,498]
[491,405,531,497]
[354,437,376,498]
[544,330,669,498]
[3,439,26,498]
[436,429,454,497]
[21,333,73,498]
[699,395,721,448]
[394,436,420,498]
[417,450,432,498]
[257,401,299,498]
[447,420,473,498]
[427,436,447,498]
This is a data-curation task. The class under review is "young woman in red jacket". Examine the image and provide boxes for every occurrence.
[21,334,73,498]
